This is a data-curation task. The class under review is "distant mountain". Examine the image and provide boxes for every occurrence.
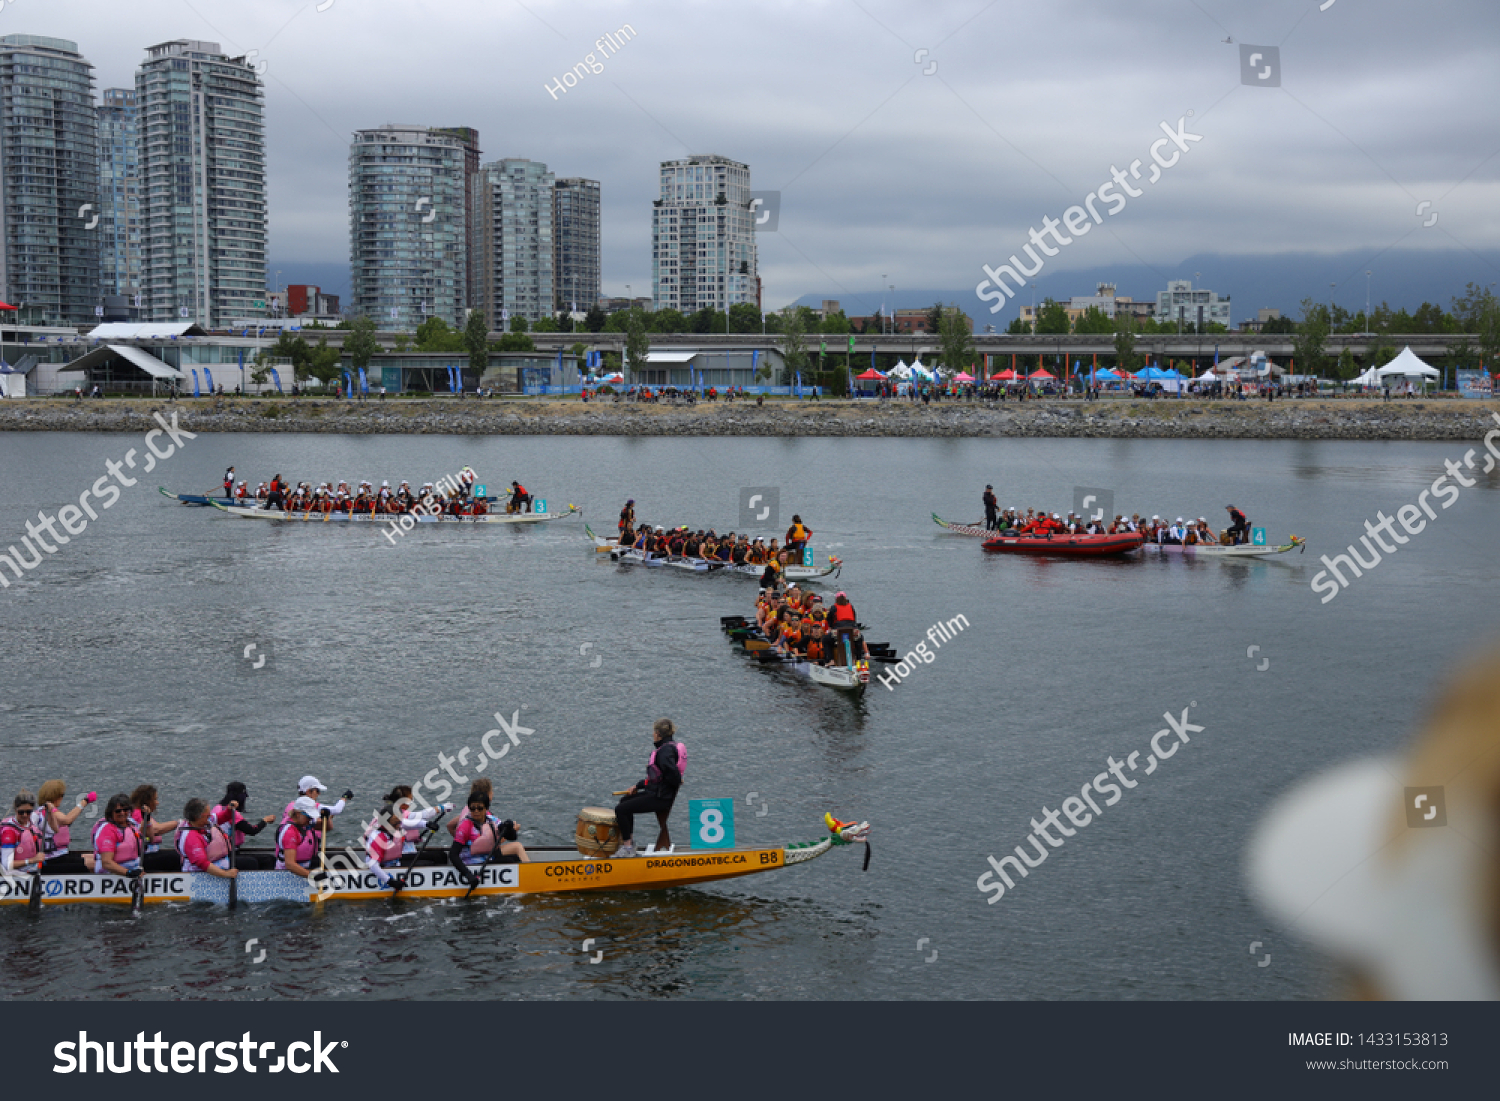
[793,249,1500,328]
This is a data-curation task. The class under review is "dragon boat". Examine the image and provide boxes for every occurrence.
[0,815,870,907]
[209,501,580,524]
[585,525,842,582]
[162,487,503,509]
[1140,536,1306,558]
[720,615,894,696]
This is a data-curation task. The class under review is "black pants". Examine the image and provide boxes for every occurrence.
[41,852,87,873]
[614,793,675,846]
[985,510,997,530]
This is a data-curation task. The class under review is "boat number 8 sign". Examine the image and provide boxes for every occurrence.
[689,798,735,849]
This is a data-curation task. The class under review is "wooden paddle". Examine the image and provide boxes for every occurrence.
[27,859,42,912]
[226,802,240,910]
[390,811,448,897]
[463,816,504,899]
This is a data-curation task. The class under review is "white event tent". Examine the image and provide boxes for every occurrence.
[1376,346,1441,380]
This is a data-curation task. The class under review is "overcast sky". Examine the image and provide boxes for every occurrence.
[25,0,1500,317]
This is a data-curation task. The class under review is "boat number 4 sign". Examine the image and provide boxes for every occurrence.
[690,798,735,849]
[1251,527,1266,546]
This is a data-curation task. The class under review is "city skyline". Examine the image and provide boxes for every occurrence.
[0,0,1496,324]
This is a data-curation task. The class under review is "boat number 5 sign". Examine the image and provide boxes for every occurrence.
[690,798,735,849]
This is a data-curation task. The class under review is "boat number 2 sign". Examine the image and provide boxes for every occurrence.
[690,798,735,849]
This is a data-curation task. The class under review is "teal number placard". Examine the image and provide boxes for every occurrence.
[535,498,547,514]
[1251,527,1267,546]
[802,545,813,568]
[689,798,735,850]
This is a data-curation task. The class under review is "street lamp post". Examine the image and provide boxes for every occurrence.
[1365,270,1372,335]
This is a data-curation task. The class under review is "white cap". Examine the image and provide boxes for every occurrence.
[291,795,322,819]
[382,480,389,486]
[298,775,325,794]
[1175,517,1184,523]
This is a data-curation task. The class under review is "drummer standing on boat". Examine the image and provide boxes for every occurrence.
[983,486,998,530]
[613,720,683,859]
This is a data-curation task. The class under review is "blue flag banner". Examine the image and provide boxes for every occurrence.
[1214,345,1220,366]
[203,367,214,391]
[794,371,802,398]
[191,369,200,397]
[358,367,368,394]
[269,367,283,394]
[751,349,760,376]
[343,370,353,397]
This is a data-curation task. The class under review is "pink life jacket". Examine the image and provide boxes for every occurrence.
[211,804,254,848]
[647,740,685,785]
[457,814,499,862]
[275,821,320,871]
[91,819,142,872]
[364,821,403,867]
[32,808,69,857]
[1,815,39,863]
[176,823,230,871]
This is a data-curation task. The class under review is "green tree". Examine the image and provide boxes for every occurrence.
[495,332,535,352]
[345,314,379,370]
[509,314,530,334]
[1112,313,1143,374]
[1035,298,1071,334]
[392,333,411,353]
[652,308,688,333]
[1073,305,1115,334]
[1291,297,1331,378]
[604,310,631,333]
[554,311,575,333]
[267,331,311,379]
[583,304,607,333]
[778,306,809,385]
[1334,347,1358,380]
[936,303,976,376]
[306,338,342,387]
[728,302,762,332]
[624,307,651,382]
[819,310,852,334]
[1262,314,1297,334]
[464,310,489,374]
[532,316,559,332]
[925,301,944,335]
[688,306,723,334]
[415,316,464,352]
[1006,316,1028,335]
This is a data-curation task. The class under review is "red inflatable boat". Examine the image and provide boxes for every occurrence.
[982,532,1145,557]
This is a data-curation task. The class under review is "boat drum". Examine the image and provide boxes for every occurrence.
[576,807,621,856]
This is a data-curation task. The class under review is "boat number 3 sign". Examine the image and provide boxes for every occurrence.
[690,798,735,849]
[535,499,547,514]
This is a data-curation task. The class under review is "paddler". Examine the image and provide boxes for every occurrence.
[177,798,245,878]
[1226,504,1251,545]
[265,473,286,511]
[448,791,527,885]
[281,776,351,825]
[130,785,181,872]
[983,485,998,530]
[33,780,94,872]
[611,719,683,859]
[619,500,636,532]
[785,515,812,555]
[273,797,323,879]
[369,785,452,866]
[212,782,276,870]
[759,557,783,591]
[1,791,43,876]
[223,466,235,498]
[828,591,858,652]
[91,795,144,877]
[509,481,531,514]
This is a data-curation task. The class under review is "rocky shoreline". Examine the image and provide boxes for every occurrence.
[2,397,1496,440]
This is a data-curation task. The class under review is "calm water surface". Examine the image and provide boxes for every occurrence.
[1,431,1496,1000]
